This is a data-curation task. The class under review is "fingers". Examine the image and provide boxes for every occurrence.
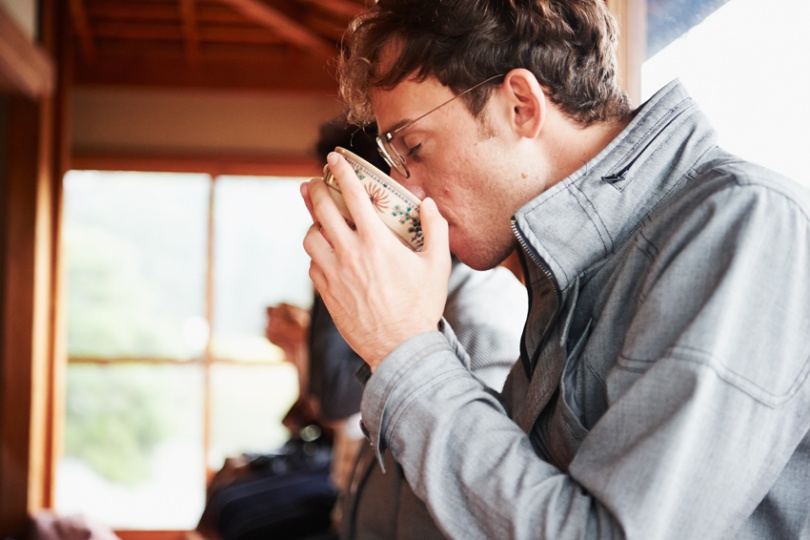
[300,180,315,218]
[308,257,328,296]
[304,175,356,249]
[302,159,373,299]
[327,153,390,243]
[302,221,334,284]
[419,197,450,261]
[302,178,340,228]
[301,162,452,368]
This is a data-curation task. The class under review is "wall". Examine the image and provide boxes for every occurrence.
[71,87,345,162]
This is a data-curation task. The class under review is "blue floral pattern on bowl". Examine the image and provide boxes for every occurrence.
[324,147,424,251]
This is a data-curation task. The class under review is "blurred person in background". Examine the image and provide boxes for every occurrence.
[311,115,527,539]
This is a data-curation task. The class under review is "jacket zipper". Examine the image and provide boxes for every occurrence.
[512,217,562,376]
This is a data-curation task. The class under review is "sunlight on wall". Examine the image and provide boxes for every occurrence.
[642,0,810,187]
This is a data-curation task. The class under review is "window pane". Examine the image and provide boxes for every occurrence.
[56,363,205,529]
[208,363,299,468]
[212,176,313,362]
[641,0,810,187]
[64,170,210,359]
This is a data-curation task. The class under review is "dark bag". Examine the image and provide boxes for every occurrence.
[199,427,338,540]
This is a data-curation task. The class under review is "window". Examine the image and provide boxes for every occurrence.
[56,170,313,529]
[641,0,810,187]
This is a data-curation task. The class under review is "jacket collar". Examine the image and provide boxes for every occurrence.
[513,79,718,292]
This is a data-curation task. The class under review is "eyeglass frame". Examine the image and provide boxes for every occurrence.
[375,74,506,178]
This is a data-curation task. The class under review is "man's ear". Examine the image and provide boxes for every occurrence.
[504,69,545,138]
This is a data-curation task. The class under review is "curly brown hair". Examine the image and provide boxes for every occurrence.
[339,0,631,127]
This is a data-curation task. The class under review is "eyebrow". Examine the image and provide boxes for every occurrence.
[378,118,412,135]
[379,106,440,139]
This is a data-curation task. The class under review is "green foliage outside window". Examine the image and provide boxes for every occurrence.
[64,365,176,485]
[65,224,187,359]
[63,215,199,484]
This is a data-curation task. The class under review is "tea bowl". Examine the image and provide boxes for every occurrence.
[322,146,424,251]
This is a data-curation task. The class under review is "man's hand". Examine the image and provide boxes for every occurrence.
[301,152,452,370]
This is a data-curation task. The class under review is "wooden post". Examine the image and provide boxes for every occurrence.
[0,2,59,536]
[606,0,647,106]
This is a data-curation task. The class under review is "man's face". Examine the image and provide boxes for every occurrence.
[370,77,525,270]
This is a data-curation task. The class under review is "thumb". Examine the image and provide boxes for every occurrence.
[419,197,450,257]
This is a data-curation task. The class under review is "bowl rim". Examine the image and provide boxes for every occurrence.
[334,147,422,206]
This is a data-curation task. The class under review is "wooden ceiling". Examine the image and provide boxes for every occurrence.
[67,0,371,93]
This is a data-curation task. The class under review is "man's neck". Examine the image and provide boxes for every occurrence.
[545,109,632,185]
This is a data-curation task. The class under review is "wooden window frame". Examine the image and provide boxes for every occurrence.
[606,0,646,106]
[63,159,314,535]
[0,2,60,537]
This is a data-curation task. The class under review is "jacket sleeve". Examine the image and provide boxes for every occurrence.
[360,181,810,539]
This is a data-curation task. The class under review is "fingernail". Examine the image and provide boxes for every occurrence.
[327,152,340,166]
[421,197,437,210]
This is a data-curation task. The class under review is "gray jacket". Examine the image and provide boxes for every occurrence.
[360,80,810,539]
[342,262,527,539]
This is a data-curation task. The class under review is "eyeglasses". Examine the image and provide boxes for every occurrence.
[376,74,505,178]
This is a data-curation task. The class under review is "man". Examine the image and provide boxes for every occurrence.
[302,0,810,538]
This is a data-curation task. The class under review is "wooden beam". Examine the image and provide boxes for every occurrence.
[76,41,291,62]
[83,3,246,25]
[86,3,241,24]
[67,0,95,60]
[90,21,184,41]
[88,3,182,22]
[72,53,338,93]
[301,0,366,19]
[180,0,202,64]
[0,6,54,99]
[216,0,336,57]
[197,3,255,24]
[198,26,288,44]
[304,15,353,42]
[71,150,321,178]
[90,22,288,45]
